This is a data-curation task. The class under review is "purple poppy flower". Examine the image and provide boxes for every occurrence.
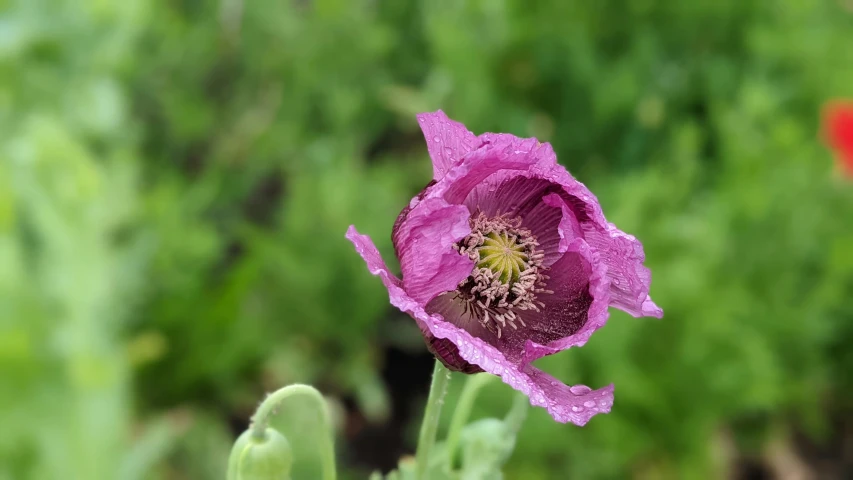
[347,111,662,425]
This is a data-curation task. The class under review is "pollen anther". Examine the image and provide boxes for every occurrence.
[453,212,549,337]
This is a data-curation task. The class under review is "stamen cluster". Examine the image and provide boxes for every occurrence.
[453,212,552,337]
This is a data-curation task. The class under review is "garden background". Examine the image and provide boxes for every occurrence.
[2,0,853,478]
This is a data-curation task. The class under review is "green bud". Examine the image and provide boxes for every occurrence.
[227,428,293,480]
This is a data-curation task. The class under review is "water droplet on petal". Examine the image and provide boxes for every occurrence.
[433,136,441,142]
[444,147,453,156]
[583,400,596,408]
[571,405,583,412]
[569,385,591,395]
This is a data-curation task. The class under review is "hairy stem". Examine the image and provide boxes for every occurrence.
[249,384,336,480]
[415,361,452,479]
[503,392,529,433]
[444,373,494,468]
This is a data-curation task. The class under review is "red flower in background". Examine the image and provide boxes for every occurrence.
[823,101,853,177]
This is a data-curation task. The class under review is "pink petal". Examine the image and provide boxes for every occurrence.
[539,165,664,319]
[541,192,584,256]
[390,197,474,305]
[583,223,663,318]
[423,312,614,425]
[432,135,556,205]
[522,238,612,363]
[346,226,404,292]
[416,110,481,181]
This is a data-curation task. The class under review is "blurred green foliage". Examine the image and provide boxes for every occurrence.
[1,0,852,478]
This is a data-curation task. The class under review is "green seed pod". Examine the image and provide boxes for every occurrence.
[227,428,293,480]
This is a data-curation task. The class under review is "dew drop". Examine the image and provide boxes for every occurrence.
[583,400,596,408]
[599,401,610,408]
[433,136,441,143]
[444,147,453,156]
[569,385,591,395]
[571,405,583,412]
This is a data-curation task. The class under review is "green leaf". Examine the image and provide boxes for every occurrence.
[457,394,528,480]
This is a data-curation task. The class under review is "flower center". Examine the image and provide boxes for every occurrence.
[453,213,551,337]
[477,231,529,284]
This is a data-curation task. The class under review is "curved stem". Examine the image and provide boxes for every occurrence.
[444,373,494,469]
[503,392,529,433]
[249,384,337,480]
[415,361,452,479]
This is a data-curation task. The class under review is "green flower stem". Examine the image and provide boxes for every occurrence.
[415,360,452,479]
[503,392,529,433]
[444,373,494,468]
[249,384,337,480]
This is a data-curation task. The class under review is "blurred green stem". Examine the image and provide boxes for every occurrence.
[504,392,529,433]
[249,384,336,480]
[415,360,452,480]
[444,373,494,469]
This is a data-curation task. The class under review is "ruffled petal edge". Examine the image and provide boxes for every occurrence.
[390,197,474,305]
[425,315,614,425]
[522,237,611,364]
[416,110,481,181]
[539,166,664,319]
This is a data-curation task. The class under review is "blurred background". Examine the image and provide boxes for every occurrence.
[2,0,853,478]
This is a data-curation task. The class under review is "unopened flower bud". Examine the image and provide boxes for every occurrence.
[227,428,293,480]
